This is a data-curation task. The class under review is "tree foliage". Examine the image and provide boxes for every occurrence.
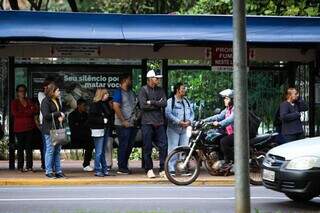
[3,0,318,16]
[188,0,320,16]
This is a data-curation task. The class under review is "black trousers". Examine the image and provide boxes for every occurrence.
[72,135,94,168]
[220,134,234,163]
[82,140,94,168]
[15,130,34,169]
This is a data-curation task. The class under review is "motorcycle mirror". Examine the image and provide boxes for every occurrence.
[214,108,221,114]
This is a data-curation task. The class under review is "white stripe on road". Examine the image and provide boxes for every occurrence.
[0,197,289,202]
[0,186,259,190]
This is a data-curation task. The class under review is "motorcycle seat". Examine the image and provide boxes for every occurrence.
[250,134,271,146]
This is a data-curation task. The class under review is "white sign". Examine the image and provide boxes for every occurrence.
[51,45,101,57]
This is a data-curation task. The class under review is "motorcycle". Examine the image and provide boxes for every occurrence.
[164,120,278,186]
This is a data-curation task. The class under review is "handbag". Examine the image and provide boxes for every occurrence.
[50,113,68,146]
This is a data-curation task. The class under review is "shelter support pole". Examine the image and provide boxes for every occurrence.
[141,59,148,86]
[309,55,319,137]
[8,57,15,170]
[287,62,297,87]
[162,59,168,97]
[140,59,148,169]
[233,0,251,212]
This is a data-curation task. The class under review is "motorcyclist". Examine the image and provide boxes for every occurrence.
[203,89,234,168]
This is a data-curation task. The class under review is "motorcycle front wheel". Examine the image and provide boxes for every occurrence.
[164,148,200,186]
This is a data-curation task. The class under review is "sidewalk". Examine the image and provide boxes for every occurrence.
[0,160,235,186]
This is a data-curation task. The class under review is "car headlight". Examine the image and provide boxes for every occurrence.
[285,156,320,170]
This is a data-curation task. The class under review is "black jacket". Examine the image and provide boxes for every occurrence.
[138,85,167,125]
[68,109,91,142]
[40,96,63,135]
[88,101,113,129]
[279,98,308,135]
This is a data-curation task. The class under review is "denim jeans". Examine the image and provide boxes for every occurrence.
[167,127,189,172]
[141,124,167,172]
[44,134,62,175]
[116,126,137,170]
[93,129,109,174]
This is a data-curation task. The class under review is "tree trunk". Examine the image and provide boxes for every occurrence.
[67,0,78,12]
[8,0,19,10]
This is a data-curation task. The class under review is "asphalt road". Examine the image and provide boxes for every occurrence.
[0,185,319,213]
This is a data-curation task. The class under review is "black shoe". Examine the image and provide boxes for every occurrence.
[19,168,27,173]
[27,168,35,172]
[46,173,56,179]
[55,173,67,178]
[117,168,131,175]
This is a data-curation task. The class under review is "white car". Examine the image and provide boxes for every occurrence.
[262,137,320,202]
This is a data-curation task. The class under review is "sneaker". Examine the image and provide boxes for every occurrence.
[159,171,166,178]
[55,173,67,179]
[83,166,94,172]
[19,168,27,173]
[106,166,112,172]
[104,171,116,176]
[27,168,35,173]
[45,173,56,179]
[117,169,130,175]
[147,169,156,178]
[169,171,176,177]
[94,172,105,177]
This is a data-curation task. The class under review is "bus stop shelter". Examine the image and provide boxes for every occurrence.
[0,11,319,169]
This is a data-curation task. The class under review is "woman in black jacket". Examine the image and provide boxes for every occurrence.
[88,88,113,177]
[40,82,66,178]
[280,88,308,143]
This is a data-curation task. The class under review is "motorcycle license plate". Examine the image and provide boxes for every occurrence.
[263,169,275,182]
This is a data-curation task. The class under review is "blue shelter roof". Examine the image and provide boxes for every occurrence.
[0,11,319,44]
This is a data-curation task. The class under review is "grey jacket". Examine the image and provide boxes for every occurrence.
[138,85,167,125]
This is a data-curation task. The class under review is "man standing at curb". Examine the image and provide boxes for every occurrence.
[138,69,167,178]
[113,74,137,175]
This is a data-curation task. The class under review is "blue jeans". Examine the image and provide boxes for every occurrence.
[93,129,109,174]
[116,126,137,170]
[141,124,167,172]
[167,127,189,172]
[44,134,62,175]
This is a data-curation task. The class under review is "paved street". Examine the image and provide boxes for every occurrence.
[0,185,319,213]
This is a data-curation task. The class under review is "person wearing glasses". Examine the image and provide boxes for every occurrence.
[11,84,38,172]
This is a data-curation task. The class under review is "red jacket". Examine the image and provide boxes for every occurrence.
[11,98,38,133]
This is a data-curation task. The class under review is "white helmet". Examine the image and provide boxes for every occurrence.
[219,89,234,98]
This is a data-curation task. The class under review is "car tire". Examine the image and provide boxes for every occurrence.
[285,192,316,202]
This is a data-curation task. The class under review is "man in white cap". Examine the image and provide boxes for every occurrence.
[138,69,167,178]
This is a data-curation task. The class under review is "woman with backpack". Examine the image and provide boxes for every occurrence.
[165,82,194,175]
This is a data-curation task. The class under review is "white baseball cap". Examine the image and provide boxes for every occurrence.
[146,69,163,78]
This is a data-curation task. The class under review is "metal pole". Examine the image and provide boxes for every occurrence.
[233,0,250,212]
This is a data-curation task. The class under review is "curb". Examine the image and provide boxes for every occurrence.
[0,178,235,186]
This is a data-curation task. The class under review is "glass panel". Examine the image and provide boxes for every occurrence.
[168,67,288,133]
